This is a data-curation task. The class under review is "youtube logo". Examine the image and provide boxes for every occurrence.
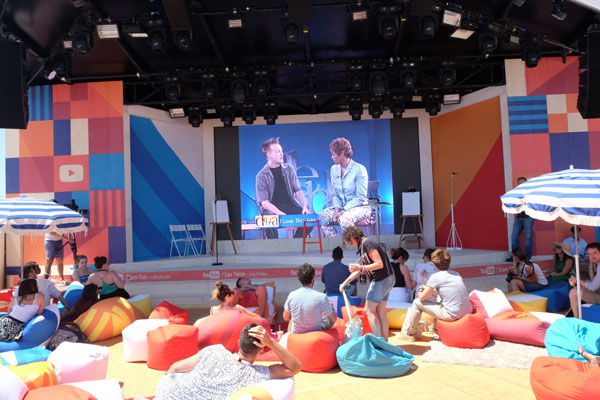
[59,164,84,183]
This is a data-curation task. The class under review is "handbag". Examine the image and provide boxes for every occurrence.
[342,291,362,344]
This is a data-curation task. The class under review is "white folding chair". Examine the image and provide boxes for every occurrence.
[169,225,193,257]
[186,224,207,255]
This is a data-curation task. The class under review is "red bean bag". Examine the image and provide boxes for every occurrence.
[530,356,600,400]
[149,301,188,325]
[0,288,15,312]
[437,312,490,349]
[341,306,373,336]
[24,385,97,400]
[147,324,200,371]
[485,311,549,347]
[286,329,340,372]
[194,309,270,353]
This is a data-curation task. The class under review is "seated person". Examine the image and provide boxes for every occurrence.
[16,262,69,311]
[321,246,356,296]
[234,278,274,321]
[399,249,472,341]
[210,281,252,316]
[564,226,589,261]
[413,248,438,301]
[284,263,337,334]
[60,283,100,324]
[0,278,45,341]
[507,248,548,293]
[72,255,95,284]
[569,242,600,318]
[390,247,415,303]
[153,323,301,400]
[87,256,130,300]
[546,242,574,283]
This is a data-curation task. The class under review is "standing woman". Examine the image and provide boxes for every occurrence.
[507,248,548,293]
[339,226,395,341]
[87,256,130,300]
[0,278,45,341]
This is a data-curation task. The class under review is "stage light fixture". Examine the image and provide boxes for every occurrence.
[425,95,441,116]
[400,70,416,88]
[123,24,148,38]
[263,102,278,125]
[390,98,405,118]
[370,72,387,96]
[551,0,567,20]
[521,38,541,68]
[97,24,119,39]
[169,108,185,118]
[165,84,181,101]
[479,33,497,55]
[232,80,248,103]
[512,0,525,6]
[442,10,462,27]
[379,16,397,40]
[187,106,203,127]
[174,31,192,51]
[254,77,269,96]
[439,68,456,86]
[368,100,383,119]
[419,16,437,39]
[72,31,93,55]
[44,55,71,80]
[348,98,363,121]
[352,10,367,21]
[350,74,363,91]
[443,94,461,105]
[285,24,299,45]
[148,31,166,54]
[450,28,475,39]
[203,81,216,98]
[242,104,256,125]
[219,104,235,127]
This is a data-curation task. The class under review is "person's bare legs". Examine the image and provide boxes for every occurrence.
[578,346,600,366]
[376,300,389,341]
[509,279,525,292]
[56,257,64,281]
[256,285,268,318]
[569,287,582,318]
[365,300,382,338]
[44,258,53,277]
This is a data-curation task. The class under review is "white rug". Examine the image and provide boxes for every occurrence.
[421,339,548,370]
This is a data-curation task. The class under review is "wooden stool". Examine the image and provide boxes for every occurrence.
[399,214,424,249]
[210,222,238,255]
[302,220,322,254]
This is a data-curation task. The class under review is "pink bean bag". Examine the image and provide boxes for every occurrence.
[485,311,549,347]
[149,301,188,325]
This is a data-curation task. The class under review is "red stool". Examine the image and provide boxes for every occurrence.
[302,220,322,254]
[437,312,490,348]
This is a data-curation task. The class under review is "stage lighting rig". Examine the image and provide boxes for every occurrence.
[203,80,216,99]
[253,73,269,96]
[285,24,300,45]
[72,30,93,55]
[521,37,541,68]
[551,0,567,20]
[219,104,235,127]
[439,68,456,86]
[232,80,248,103]
[479,33,498,55]
[390,97,405,118]
[400,70,416,89]
[148,30,166,54]
[348,98,363,121]
[174,31,192,51]
[263,102,278,125]
[187,106,203,127]
[425,94,441,116]
[370,72,387,96]
[242,104,256,125]
[368,99,383,119]
[419,15,437,39]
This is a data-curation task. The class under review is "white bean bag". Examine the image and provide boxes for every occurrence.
[469,288,513,318]
[67,378,124,400]
[231,377,295,400]
[0,365,29,400]
[48,342,109,384]
[122,318,169,362]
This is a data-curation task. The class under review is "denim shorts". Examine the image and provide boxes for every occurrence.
[45,239,64,260]
[523,281,548,292]
[366,274,395,303]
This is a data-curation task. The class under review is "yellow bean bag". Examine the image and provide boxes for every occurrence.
[386,307,410,329]
[8,361,56,390]
[75,297,136,342]
[506,292,548,312]
[127,294,151,319]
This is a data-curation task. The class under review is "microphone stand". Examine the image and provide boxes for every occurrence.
[212,199,223,266]
[446,172,463,250]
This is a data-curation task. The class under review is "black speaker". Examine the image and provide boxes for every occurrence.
[577,26,600,119]
[0,40,28,129]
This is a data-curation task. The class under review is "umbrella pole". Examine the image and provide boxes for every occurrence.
[20,235,23,270]
[574,224,582,319]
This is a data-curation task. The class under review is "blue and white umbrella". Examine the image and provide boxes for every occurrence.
[500,168,600,318]
[0,196,88,235]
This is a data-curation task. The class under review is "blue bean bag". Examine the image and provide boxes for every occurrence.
[0,305,60,352]
[0,346,51,366]
[526,281,570,313]
[57,282,84,312]
[545,317,600,362]
[336,333,415,378]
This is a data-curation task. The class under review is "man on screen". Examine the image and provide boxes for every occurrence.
[255,137,311,239]
[319,137,371,237]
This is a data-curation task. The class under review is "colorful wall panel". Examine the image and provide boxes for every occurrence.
[431,97,507,250]
[130,115,205,261]
[2,81,126,269]
[506,56,598,254]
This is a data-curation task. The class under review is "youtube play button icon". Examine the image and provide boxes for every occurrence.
[59,164,84,183]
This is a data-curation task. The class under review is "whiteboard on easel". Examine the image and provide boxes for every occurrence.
[212,200,230,223]
[402,192,421,215]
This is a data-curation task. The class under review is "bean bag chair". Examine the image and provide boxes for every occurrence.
[122,318,169,362]
[75,297,135,342]
[195,309,270,353]
[24,385,97,400]
[336,333,414,378]
[8,361,57,390]
[526,281,570,313]
[385,303,412,329]
[48,342,109,384]
[285,328,339,372]
[0,288,15,312]
[530,311,566,325]
[485,311,550,347]
[0,305,60,352]
[387,287,411,304]
[245,282,278,317]
[147,324,199,371]
[0,365,29,400]
[545,317,600,362]
[341,305,373,336]
[0,346,51,366]
[506,292,548,312]
[149,301,188,325]
[327,294,361,318]
[469,288,513,318]
[127,294,151,320]
[61,282,84,310]
[530,356,600,400]
[230,377,295,400]
[437,312,490,349]
[582,304,600,323]
[66,379,124,400]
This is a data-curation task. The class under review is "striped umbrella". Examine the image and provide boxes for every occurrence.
[500,168,600,318]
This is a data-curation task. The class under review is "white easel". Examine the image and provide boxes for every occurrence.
[446,172,463,250]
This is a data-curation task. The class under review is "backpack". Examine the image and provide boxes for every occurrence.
[48,322,87,350]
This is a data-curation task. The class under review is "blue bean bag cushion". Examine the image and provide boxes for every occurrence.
[526,281,570,313]
[58,282,84,312]
[545,317,600,362]
[0,346,51,366]
[336,333,415,378]
[0,305,60,352]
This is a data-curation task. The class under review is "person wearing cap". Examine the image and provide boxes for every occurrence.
[545,242,574,283]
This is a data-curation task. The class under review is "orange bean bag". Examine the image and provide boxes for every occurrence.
[24,384,97,400]
[341,306,373,336]
[74,297,136,342]
[530,356,600,400]
[149,301,188,325]
[194,309,270,353]
[8,361,57,390]
[436,312,490,349]
[147,324,200,371]
[286,329,340,372]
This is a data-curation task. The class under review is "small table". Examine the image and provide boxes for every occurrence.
[210,222,238,255]
[399,214,424,249]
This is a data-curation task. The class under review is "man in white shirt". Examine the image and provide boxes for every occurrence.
[17,262,70,310]
[568,242,600,318]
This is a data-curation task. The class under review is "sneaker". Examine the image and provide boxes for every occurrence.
[396,332,417,342]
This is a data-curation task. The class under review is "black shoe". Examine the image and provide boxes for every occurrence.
[505,257,513,262]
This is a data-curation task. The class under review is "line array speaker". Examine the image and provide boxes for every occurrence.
[577,26,600,119]
[0,40,28,129]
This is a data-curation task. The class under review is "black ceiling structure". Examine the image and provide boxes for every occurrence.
[1,0,599,123]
